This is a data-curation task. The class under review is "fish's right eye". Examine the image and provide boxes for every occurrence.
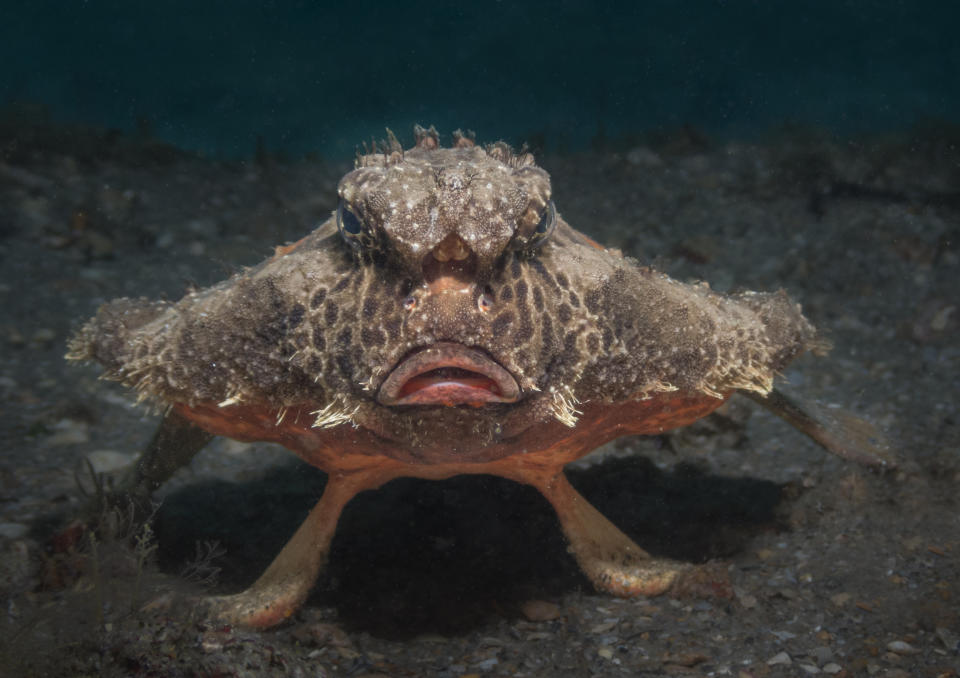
[337,200,364,246]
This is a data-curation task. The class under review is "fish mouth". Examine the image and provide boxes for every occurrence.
[378,342,521,407]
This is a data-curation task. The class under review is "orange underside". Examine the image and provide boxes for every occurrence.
[174,391,730,478]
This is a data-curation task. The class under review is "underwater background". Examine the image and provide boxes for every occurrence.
[2,0,957,157]
[2,2,959,676]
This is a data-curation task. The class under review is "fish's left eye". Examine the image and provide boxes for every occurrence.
[337,200,365,247]
[527,200,556,248]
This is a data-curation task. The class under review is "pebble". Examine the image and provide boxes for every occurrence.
[821,663,842,674]
[291,622,357,657]
[31,327,57,345]
[935,626,959,654]
[5,328,25,347]
[810,645,833,665]
[908,299,957,343]
[472,657,498,670]
[519,599,561,622]
[662,652,708,667]
[767,651,792,665]
[44,418,90,446]
[85,449,135,474]
[589,621,618,634]
[885,640,919,655]
[829,592,851,607]
[200,629,230,653]
[523,632,552,641]
[930,304,956,331]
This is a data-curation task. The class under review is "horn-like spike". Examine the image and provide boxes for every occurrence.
[385,128,402,154]
[413,124,439,150]
[452,129,476,148]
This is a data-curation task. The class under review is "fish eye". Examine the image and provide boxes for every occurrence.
[336,200,364,245]
[528,200,556,247]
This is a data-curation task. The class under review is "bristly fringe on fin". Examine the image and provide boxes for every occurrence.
[548,385,582,427]
[310,397,360,429]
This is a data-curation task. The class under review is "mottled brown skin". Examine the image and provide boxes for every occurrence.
[69,126,820,628]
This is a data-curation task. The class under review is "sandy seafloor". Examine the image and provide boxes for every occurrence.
[0,120,957,677]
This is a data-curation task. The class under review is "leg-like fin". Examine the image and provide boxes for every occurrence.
[79,409,213,522]
[195,475,356,627]
[745,385,896,468]
[175,466,401,628]
[121,408,215,501]
[526,469,731,599]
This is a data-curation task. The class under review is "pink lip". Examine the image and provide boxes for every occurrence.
[378,342,520,407]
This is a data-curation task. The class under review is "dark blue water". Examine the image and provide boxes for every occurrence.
[2,0,956,158]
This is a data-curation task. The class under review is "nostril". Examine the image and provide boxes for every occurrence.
[403,295,417,311]
[477,286,495,313]
[477,293,493,313]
